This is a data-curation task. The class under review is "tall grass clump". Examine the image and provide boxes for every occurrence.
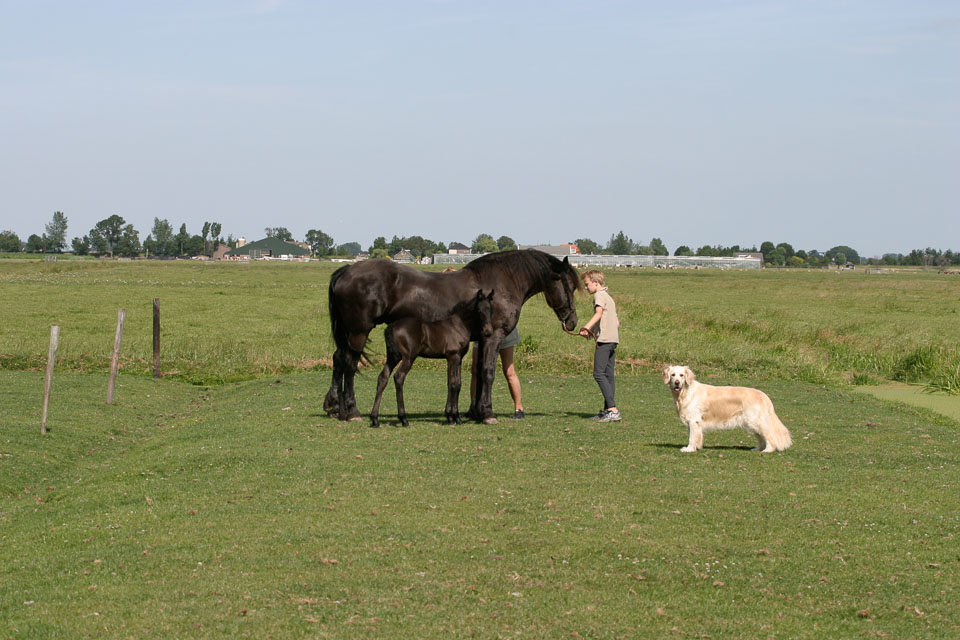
[924,348,960,395]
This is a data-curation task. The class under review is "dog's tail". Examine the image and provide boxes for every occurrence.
[765,409,792,451]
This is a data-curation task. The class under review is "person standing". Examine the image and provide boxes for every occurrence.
[579,269,621,422]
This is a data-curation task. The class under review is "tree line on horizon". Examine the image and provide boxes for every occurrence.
[2,213,958,268]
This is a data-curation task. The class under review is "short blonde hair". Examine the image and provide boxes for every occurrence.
[582,269,605,286]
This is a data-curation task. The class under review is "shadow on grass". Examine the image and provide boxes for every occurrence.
[646,443,756,451]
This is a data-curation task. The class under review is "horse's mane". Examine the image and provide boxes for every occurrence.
[462,249,581,294]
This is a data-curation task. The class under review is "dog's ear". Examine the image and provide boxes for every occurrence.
[661,366,671,383]
[684,366,695,382]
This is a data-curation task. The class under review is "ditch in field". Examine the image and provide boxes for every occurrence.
[854,382,960,422]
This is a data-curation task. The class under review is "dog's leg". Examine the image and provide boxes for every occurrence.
[681,420,703,452]
[755,433,769,452]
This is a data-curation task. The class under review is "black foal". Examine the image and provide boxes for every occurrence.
[370,290,494,427]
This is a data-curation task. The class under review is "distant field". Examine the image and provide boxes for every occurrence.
[2,258,958,638]
[1,258,958,389]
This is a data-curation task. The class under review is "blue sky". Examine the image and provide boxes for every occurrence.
[2,1,957,257]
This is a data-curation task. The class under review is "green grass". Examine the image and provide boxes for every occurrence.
[2,259,960,637]
[2,369,958,638]
[3,259,960,388]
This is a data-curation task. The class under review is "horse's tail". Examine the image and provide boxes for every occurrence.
[328,264,371,365]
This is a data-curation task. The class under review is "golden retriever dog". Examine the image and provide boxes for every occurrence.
[662,366,792,453]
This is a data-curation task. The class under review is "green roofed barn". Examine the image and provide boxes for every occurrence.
[226,238,312,260]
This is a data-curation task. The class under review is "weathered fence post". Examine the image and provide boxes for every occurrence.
[107,309,125,405]
[41,325,60,434]
[153,298,161,378]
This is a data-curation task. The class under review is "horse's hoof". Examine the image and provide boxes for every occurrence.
[370,422,380,429]
[347,415,364,422]
[483,417,499,426]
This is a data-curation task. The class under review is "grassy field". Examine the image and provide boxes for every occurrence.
[2,258,959,638]
[2,258,960,389]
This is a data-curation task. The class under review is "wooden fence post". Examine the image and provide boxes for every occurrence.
[107,309,125,405]
[153,298,161,378]
[41,325,60,434]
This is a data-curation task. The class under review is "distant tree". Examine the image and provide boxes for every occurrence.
[674,245,694,256]
[760,241,776,263]
[788,255,805,267]
[44,211,68,253]
[497,235,517,251]
[71,235,91,255]
[369,236,387,253]
[265,227,293,242]
[184,234,205,256]
[370,247,390,259]
[144,218,175,256]
[606,231,635,255]
[89,215,127,257]
[768,248,786,266]
[209,222,222,254]
[795,249,808,261]
[776,242,795,259]
[115,224,141,257]
[399,235,436,259]
[26,234,45,253]
[338,242,362,257]
[471,234,498,254]
[0,230,22,252]
[306,229,335,256]
[649,237,668,256]
[833,252,847,267]
[175,224,190,256]
[695,245,716,257]
[575,238,602,255]
[387,235,403,255]
[825,245,859,265]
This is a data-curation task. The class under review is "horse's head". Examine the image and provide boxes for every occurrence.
[472,289,495,339]
[543,256,580,332]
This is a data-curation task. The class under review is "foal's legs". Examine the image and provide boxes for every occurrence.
[370,354,399,428]
[445,354,464,424]
[477,337,501,425]
[391,358,415,427]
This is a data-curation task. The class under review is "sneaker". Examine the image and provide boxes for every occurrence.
[590,410,609,421]
[597,409,622,422]
[513,410,525,419]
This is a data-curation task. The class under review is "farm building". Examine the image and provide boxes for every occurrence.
[225,238,312,260]
[519,244,578,255]
[393,249,415,263]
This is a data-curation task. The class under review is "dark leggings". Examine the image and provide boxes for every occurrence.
[593,342,617,410]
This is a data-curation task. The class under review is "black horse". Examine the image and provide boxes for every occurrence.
[370,289,495,428]
[324,249,581,423]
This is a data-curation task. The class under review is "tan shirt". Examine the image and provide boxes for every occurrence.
[592,287,619,344]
